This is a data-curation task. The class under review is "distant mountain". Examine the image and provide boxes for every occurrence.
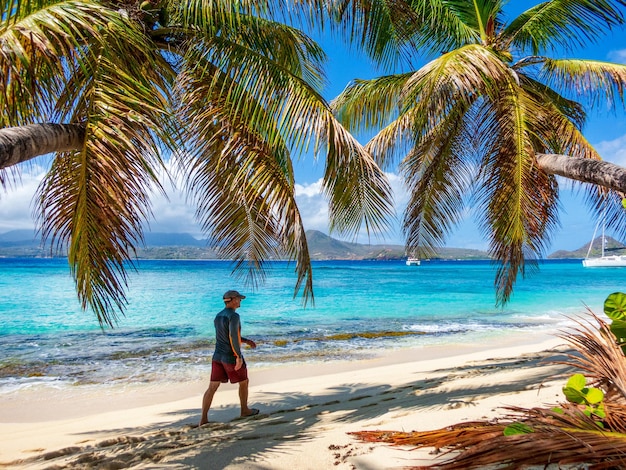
[0,229,491,260]
[305,230,405,260]
[0,229,40,246]
[548,236,626,259]
[305,230,490,260]
[143,232,206,247]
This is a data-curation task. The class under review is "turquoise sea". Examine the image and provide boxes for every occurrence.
[1,257,625,393]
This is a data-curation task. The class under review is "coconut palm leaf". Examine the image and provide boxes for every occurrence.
[401,100,473,257]
[328,0,423,68]
[506,0,626,54]
[353,422,626,469]
[0,0,118,126]
[176,59,314,301]
[179,14,394,238]
[36,16,174,326]
[330,0,520,70]
[331,73,414,137]
[541,58,626,109]
[174,3,394,301]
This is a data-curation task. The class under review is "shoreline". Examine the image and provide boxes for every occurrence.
[0,334,574,468]
[0,329,555,422]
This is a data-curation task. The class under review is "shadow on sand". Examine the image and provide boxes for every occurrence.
[5,348,574,469]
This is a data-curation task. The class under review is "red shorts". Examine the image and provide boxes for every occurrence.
[210,360,248,384]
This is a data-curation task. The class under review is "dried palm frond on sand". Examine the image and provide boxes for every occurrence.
[351,311,626,469]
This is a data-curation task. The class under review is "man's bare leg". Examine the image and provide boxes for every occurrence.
[238,379,255,416]
[200,381,221,425]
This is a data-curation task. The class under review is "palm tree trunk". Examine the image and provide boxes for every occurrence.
[0,123,85,169]
[2,124,626,195]
[537,153,626,194]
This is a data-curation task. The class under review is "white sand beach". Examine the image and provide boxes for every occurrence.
[0,336,575,469]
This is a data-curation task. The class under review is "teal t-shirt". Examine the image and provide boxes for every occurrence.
[212,308,243,364]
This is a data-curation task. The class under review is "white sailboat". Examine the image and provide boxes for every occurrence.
[405,257,421,266]
[582,214,626,267]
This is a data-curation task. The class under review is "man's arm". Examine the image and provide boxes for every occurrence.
[241,337,257,349]
[228,313,244,361]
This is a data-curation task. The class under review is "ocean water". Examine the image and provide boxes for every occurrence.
[1,257,625,393]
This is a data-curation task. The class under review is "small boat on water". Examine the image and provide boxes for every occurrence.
[582,211,626,267]
[406,257,421,266]
[583,255,626,267]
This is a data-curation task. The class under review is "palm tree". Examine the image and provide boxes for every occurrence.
[332,0,626,304]
[0,0,394,326]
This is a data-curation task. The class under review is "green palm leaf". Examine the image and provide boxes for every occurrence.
[541,58,626,109]
[506,0,626,54]
[36,16,174,326]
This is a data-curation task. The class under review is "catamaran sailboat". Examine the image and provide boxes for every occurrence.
[582,214,626,267]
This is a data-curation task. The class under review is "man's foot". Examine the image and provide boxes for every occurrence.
[199,419,209,426]
[241,408,260,418]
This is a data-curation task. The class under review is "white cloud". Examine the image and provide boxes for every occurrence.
[593,133,626,167]
[0,162,202,237]
[146,161,202,236]
[608,48,626,64]
[294,179,330,233]
[0,168,45,232]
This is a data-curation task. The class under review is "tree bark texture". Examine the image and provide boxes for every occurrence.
[2,124,626,195]
[0,123,85,169]
[537,153,626,194]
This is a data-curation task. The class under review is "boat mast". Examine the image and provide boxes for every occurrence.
[585,216,602,259]
[602,221,606,257]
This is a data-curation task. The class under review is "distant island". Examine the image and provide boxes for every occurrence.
[0,229,623,261]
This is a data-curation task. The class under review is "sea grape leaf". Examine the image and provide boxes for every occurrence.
[565,373,586,391]
[610,319,626,342]
[604,292,626,320]
[594,403,606,419]
[563,386,586,404]
[585,387,604,404]
[503,422,533,435]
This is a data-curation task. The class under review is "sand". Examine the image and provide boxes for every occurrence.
[0,336,576,469]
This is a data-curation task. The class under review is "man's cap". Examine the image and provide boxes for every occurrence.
[223,290,246,300]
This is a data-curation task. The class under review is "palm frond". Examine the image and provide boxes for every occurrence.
[181,24,394,239]
[331,72,414,139]
[401,100,473,257]
[36,18,174,327]
[0,0,122,125]
[351,313,626,469]
[354,420,626,469]
[327,0,423,68]
[474,83,560,304]
[176,60,314,302]
[506,0,626,55]
[541,58,626,110]
[400,0,482,55]
[399,44,512,133]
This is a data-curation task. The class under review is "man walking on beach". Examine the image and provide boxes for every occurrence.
[200,290,258,425]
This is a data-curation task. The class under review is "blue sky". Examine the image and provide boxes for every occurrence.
[2,2,626,253]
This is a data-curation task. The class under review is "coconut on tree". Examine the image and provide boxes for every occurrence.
[0,0,394,326]
[331,0,626,303]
